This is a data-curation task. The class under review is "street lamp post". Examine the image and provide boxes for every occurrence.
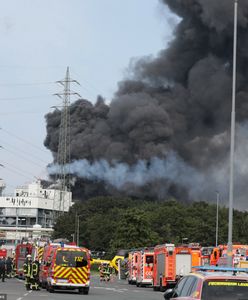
[76,215,83,246]
[228,0,238,267]
[216,192,220,247]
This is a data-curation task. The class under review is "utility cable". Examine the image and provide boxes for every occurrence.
[2,161,39,179]
[0,95,52,101]
[0,81,55,87]
[0,128,48,154]
[0,140,49,165]
[0,146,45,168]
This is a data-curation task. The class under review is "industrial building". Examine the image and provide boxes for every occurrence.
[0,179,73,244]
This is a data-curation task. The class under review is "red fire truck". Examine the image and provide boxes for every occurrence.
[136,248,154,287]
[175,243,201,277]
[15,243,36,278]
[39,243,63,288]
[0,249,7,258]
[128,250,139,284]
[153,243,176,291]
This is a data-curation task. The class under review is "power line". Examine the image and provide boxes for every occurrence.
[0,95,53,101]
[0,128,48,154]
[1,164,33,181]
[0,140,49,165]
[2,161,38,179]
[0,111,44,116]
[0,81,55,87]
[1,145,45,168]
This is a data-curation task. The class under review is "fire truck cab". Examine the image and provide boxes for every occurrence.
[46,245,91,294]
[136,248,154,287]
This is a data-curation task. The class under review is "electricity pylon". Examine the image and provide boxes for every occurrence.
[54,67,80,212]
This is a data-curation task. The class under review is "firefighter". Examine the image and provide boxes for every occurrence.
[0,256,6,282]
[98,263,105,281]
[23,254,32,290]
[31,257,40,290]
[12,257,16,278]
[6,257,13,278]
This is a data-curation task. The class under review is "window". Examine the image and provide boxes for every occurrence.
[201,280,248,300]
[146,255,153,264]
[56,250,87,268]
[179,276,198,297]
[172,277,188,297]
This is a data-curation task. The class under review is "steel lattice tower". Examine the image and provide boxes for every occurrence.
[55,67,80,212]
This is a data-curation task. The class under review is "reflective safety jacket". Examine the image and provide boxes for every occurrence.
[32,261,39,277]
[23,262,32,277]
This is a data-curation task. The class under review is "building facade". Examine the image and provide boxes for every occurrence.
[0,180,73,243]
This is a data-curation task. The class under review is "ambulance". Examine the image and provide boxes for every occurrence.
[136,248,154,287]
[46,244,91,294]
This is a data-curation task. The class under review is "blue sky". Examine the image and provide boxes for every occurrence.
[0,0,177,193]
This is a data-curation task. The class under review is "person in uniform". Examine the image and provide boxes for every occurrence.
[6,257,13,278]
[23,254,32,290]
[31,257,40,290]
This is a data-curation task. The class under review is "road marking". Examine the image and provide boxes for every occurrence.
[16,290,32,300]
[93,286,124,293]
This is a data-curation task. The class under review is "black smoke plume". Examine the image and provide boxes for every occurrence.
[45,0,248,209]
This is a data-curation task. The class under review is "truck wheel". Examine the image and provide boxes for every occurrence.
[83,287,89,295]
[78,288,83,294]
[48,284,54,293]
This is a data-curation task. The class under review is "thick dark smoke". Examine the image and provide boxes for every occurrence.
[45,0,248,209]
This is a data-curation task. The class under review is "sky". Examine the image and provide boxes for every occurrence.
[0,0,177,193]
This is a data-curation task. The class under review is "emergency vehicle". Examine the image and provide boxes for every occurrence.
[0,248,7,258]
[39,243,62,288]
[175,243,202,277]
[15,243,36,278]
[153,244,176,291]
[45,244,91,294]
[136,248,154,287]
[128,250,140,284]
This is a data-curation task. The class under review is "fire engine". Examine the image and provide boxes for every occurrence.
[128,250,139,284]
[175,243,202,277]
[39,243,62,288]
[153,243,176,291]
[136,248,154,287]
[0,248,7,258]
[15,243,36,278]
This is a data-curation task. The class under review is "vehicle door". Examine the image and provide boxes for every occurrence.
[170,275,199,299]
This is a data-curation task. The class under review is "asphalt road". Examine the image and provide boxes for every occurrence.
[0,276,164,300]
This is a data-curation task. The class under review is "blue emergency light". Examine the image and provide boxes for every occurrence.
[194,266,248,273]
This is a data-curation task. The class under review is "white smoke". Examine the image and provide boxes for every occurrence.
[48,152,205,191]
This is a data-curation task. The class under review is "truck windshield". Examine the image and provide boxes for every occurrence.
[201,280,248,300]
[56,250,87,268]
